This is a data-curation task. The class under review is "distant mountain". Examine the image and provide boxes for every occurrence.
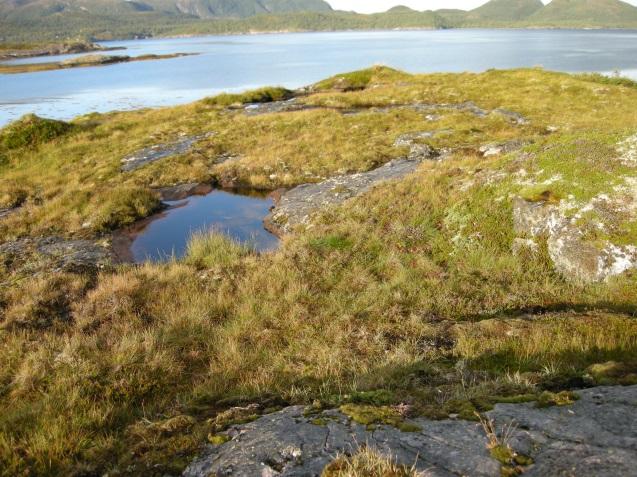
[527,0,637,26]
[0,0,333,20]
[468,0,544,22]
[5,0,637,44]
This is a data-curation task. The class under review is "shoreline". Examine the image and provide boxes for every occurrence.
[0,52,197,75]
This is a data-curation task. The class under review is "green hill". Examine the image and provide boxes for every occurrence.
[469,0,544,21]
[528,0,637,26]
[386,5,418,13]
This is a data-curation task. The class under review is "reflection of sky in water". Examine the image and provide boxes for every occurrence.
[3,29,637,126]
[130,190,278,263]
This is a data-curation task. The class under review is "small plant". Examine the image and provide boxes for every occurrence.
[476,413,532,476]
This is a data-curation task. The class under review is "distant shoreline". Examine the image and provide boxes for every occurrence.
[119,25,637,43]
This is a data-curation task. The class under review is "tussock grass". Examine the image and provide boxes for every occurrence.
[184,231,252,269]
[323,447,420,477]
[204,86,294,106]
[0,114,72,150]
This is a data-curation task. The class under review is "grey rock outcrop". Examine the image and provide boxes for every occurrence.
[265,157,429,235]
[184,385,637,477]
[121,133,211,172]
[0,237,112,274]
[239,100,528,126]
[512,194,637,283]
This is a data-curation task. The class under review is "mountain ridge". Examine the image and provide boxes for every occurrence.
[3,0,637,43]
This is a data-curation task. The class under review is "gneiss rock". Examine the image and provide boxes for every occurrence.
[265,157,433,235]
[512,192,637,283]
[121,133,212,172]
[0,237,112,274]
[479,139,527,157]
[183,386,637,477]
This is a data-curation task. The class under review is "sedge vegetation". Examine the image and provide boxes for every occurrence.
[0,66,636,475]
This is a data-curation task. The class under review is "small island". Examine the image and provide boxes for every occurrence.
[0,52,197,74]
[0,40,124,61]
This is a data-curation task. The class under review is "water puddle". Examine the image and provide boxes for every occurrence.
[114,186,279,263]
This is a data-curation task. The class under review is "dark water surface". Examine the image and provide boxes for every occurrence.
[3,29,637,125]
[128,189,278,263]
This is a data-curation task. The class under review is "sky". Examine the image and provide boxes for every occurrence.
[325,0,637,13]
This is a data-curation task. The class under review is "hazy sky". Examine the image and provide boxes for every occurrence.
[325,0,637,13]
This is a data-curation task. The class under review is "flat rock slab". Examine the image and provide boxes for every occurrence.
[265,157,428,235]
[184,386,637,477]
[121,133,210,172]
[0,206,18,220]
[0,236,112,273]
[239,100,528,125]
[155,182,213,201]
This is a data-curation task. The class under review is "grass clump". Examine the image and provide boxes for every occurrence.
[204,86,294,106]
[93,187,161,231]
[586,361,637,385]
[0,114,72,150]
[184,232,251,269]
[478,413,533,477]
[322,447,419,477]
[313,66,407,92]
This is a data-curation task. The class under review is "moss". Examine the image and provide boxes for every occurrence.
[586,361,637,385]
[536,391,579,408]
[490,444,515,464]
[492,394,536,404]
[207,433,231,445]
[441,399,492,421]
[490,445,533,476]
[522,189,561,204]
[158,415,196,434]
[311,418,329,426]
[513,453,534,466]
[209,406,261,433]
[347,389,395,405]
[340,404,418,432]
[1,114,72,150]
[397,422,422,433]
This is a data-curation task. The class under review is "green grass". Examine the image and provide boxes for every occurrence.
[204,86,294,106]
[1,67,637,475]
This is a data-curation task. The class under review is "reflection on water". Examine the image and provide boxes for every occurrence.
[3,29,637,126]
[129,188,278,263]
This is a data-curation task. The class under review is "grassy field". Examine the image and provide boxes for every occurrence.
[0,67,636,476]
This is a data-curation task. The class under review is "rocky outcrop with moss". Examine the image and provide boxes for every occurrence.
[184,385,637,477]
